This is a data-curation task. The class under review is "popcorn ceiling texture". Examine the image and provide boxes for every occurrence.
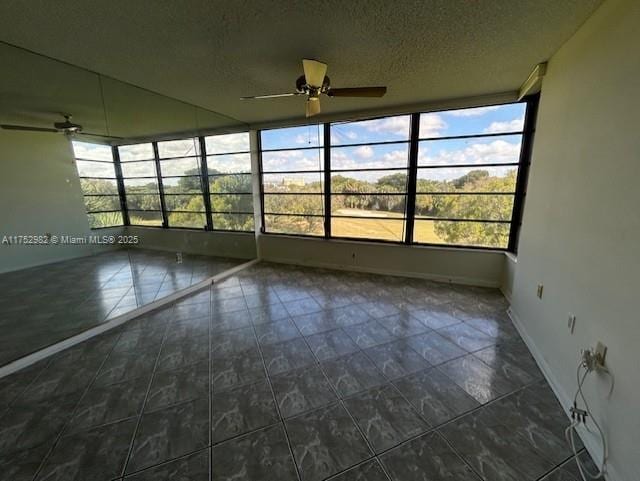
[0,0,602,125]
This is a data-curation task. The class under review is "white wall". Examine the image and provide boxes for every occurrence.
[259,235,505,287]
[510,0,640,479]
[0,131,121,273]
[126,226,256,260]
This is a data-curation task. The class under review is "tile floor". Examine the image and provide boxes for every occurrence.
[0,249,244,366]
[0,262,594,481]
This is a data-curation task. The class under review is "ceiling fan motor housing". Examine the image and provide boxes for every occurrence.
[296,75,330,95]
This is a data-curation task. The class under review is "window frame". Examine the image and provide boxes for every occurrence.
[258,96,538,252]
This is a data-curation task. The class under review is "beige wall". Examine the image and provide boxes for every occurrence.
[0,131,121,273]
[259,234,506,287]
[510,0,640,479]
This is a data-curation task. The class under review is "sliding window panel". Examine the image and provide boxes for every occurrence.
[417,135,523,167]
[418,103,526,139]
[83,195,121,212]
[207,153,251,174]
[413,219,511,249]
[205,132,250,154]
[211,213,254,232]
[331,114,410,145]
[414,194,515,221]
[261,125,323,151]
[415,166,518,193]
[128,210,164,227]
[118,143,155,161]
[157,138,200,158]
[75,160,116,178]
[72,142,113,161]
[261,149,324,173]
[166,212,207,229]
[87,212,124,229]
[120,161,157,178]
[80,178,119,195]
[331,143,409,170]
[264,214,324,236]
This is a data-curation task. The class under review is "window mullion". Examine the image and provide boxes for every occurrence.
[199,137,214,231]
[404,113,420,244]
[152,141,169,228]
[323,123,331,239]
[112,146,129,226]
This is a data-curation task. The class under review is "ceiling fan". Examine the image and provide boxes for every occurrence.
[240,59,387,117]
[0,114,123,139]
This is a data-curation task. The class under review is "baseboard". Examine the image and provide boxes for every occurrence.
[262,255,501,288]
[507,306,618,481]
[0,258,259,379]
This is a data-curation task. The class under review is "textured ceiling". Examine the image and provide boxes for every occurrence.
[0,0,602,127]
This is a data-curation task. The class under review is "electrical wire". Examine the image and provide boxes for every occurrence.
[565,360,610,480]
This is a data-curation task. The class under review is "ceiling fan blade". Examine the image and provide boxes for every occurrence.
[240,93,300,100]
[306,98,321,118]
[79,132,125,140]
[1,124,59,133]
[327,87,387,97]
[302,59,327,88]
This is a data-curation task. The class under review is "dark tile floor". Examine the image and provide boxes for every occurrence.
[0,262,594,481]
[0,249,244,366]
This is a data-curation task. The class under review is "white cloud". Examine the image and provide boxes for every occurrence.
[359,116,411,136]
[205,132,250,154]
[71,141,113,161]
[354,145,374,159]
[445,106,501,117]
[484,117,524,134]
[419,113,447,137]
[418,139,521,169]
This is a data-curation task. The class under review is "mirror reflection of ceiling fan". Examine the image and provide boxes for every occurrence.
[240,59,387,117]
[0,114,123,139]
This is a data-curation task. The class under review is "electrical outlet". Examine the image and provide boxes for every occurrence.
[537,284,544,299]
[595,341,607,367]
[568,314,576,334]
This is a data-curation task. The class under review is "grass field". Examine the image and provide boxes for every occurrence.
[332,209,443,243]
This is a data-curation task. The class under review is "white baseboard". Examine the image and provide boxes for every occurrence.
[0,258,259,379]
[507,306,618,481]
[262,256,501,288]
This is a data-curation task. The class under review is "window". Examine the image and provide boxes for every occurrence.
[118,143,163,227]
[205,132,254,231]
[330,115,410,241]
[157,138,206,229]
[71,141,123,228]
[413,103,526,248]
[260,125,325,236]
[259,99,535,250]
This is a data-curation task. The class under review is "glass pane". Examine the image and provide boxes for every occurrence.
[161,157,201,176]
[123,178,159,194]
[120,161,157,178]
[129,211,163,226]
[165,194,205,211]
[126,194,161,211]
[83,195,120,212]
[207,153,251,174]
[419,103,526,139]
[72,142,113,161]
[87,211,123,228]
[80,178,118,195]
[212,213,254,231]
[209,174,252,194]
[167,212,207,229]
[331,170,407,193]
[332,217,405,242]
[262,149,324,172]
[264,214,324,236]
[264,194,324,215]
[261,125,323,150]
[262,172,323,193]
[416,166,517,193]
[76,160,115,178]
[162,176,203,194]
[118,143,154,161]
[210,193,253,213]
[331,194,406,217]
[331,114,410,145]
[157,138,199,158]
[418,135,522,167]
[415,194,514,221]
[331,144,408,170]
[413,219,510,248]
[205,132,250,154]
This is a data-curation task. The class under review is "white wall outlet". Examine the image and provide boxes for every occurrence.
[568,314,576,334]
[176,252,183,264]
[537,284,544,299]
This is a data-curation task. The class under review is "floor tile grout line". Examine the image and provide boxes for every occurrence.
[119,308,173,478]
[29,330,126,481]
[235,281,304,481]
[278,292,394,481]
[435,430,486,480]
[533,449,588,481]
